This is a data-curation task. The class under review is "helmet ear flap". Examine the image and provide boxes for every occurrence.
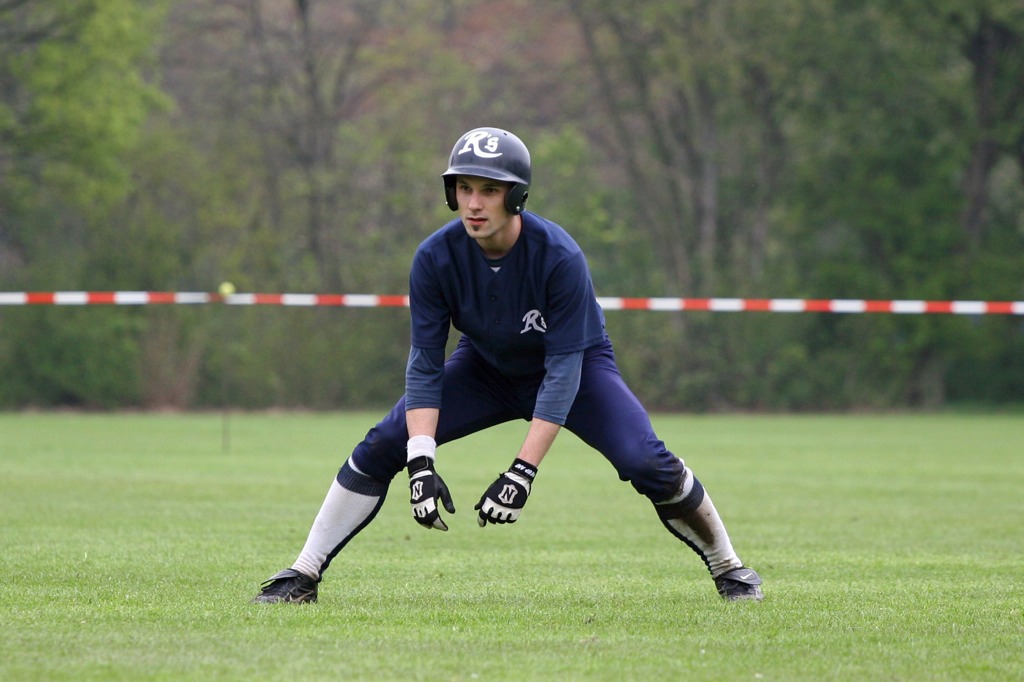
[444,176,458,211]
[506,186,528,215]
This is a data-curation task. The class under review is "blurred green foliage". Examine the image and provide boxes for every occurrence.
[1,0,1022,410]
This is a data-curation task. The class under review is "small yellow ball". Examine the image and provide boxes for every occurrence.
[218,281,236,297]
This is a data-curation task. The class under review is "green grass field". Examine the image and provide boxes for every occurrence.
[1,412,1022,681]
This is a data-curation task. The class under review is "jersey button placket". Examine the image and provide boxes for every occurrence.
[486,282,501,327]
[487,282,503,333]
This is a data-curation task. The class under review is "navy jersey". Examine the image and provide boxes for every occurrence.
[409,211,607,378]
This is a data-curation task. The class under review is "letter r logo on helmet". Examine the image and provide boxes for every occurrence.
[442,127,531,215]
[457,130,503,159]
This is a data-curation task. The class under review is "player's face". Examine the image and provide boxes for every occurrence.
[455,175,520,257]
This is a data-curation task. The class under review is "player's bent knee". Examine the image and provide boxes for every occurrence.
[622,453,688,503]
[347,425,407,482]
[336,458,390,496]
[654,473,706,520]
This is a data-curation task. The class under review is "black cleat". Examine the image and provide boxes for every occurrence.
[715,567,764,602]
[253,568,319,604]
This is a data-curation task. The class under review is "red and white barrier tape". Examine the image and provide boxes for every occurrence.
[1,291,1022,314]
[0,292,409,307]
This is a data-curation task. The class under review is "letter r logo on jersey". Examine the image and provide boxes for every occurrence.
[520,310,547,334]
[457,130,502,159]
[498,484,519,505]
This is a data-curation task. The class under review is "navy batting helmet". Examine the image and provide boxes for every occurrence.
[442,127,531,215]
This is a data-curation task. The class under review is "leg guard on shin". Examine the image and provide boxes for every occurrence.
[654,465,743,578]
[290,459,388,580]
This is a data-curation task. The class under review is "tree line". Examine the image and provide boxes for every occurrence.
[1,0,1022,411]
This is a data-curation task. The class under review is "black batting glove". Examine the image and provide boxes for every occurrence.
[408,456,455,531]
[475,458,537,527]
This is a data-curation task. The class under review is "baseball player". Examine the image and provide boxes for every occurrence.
[254,127,763,603]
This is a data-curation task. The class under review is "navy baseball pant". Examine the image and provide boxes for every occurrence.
[348,337,685,503]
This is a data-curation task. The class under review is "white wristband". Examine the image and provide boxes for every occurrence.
[407,435,437,463]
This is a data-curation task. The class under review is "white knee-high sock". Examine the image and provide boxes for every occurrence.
[291,469,385,580]
[655,467,743,577]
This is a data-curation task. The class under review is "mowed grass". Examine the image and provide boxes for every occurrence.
[1,412,1021,681]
